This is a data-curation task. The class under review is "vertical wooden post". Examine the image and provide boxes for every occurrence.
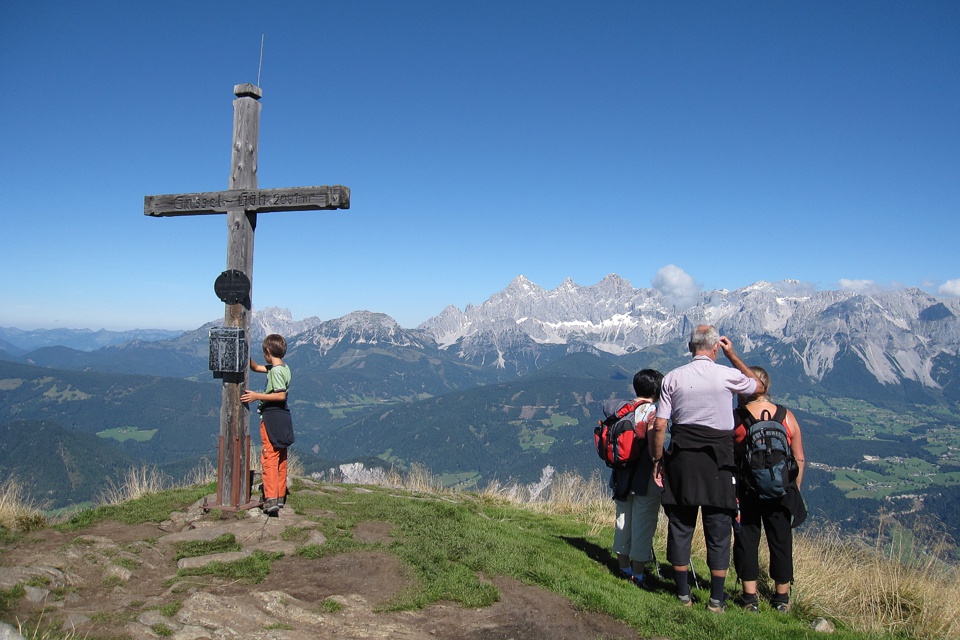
[145,83,349,512]
[219,83,262,507]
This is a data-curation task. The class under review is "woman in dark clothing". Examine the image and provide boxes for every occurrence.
[733,366,806,613]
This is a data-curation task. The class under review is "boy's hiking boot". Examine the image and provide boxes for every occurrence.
[707,598,726,614]
[677,594,693,607]
[262,498,280,516]
[631,573,648,590]
[278,495,286,509]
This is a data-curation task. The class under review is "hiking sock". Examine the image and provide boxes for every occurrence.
[674,569,690,597]
[710,576,726,603]
[772,591,791,612]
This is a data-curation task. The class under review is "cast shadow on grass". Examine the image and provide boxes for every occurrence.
[560,535,619,576]
[560,535,677,593]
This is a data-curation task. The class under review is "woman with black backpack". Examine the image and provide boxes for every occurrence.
[732,366,806,614]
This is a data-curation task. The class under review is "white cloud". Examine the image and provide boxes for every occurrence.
[838,279,883,294]
[652,265,701,310]
[775,280,817,296]
[938,278,960,297]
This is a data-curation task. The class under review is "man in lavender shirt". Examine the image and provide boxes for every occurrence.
[650,325,765,613]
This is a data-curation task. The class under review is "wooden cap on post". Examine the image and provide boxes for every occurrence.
[234,83,262,99]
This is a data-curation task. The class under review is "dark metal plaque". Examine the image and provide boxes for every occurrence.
[214,270,251,305]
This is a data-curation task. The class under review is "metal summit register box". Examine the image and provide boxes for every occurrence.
[209,326,248,376]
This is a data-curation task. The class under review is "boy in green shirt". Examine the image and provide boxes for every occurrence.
[241,334,293,515]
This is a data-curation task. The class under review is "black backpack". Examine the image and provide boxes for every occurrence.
[737,405,797,500]
[594,399,652,468]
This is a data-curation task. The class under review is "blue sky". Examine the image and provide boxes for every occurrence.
[2,1,958,331]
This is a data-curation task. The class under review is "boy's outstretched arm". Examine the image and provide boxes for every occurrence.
[240,388,287,404]
[249,357,268,373]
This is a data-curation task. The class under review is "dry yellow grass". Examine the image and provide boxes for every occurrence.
[96,465,171,506]
[0,478,46,532]
[16,622,84,640]
[96,457,218,507]
[793,520,959,639]
[181,456,217,487]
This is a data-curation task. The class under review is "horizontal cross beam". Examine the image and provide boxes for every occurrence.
[144,185,350,217]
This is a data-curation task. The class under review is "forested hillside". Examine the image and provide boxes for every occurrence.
[2,332,959,540]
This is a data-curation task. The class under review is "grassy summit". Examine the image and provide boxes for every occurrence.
[0,465,957,639]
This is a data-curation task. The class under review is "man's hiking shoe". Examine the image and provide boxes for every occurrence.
[677,594,693,607]
[773,600,791,613]
[278,496,286,509]
[262,498,280,516]
[707,598,726,614]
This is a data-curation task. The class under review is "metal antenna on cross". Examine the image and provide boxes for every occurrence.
[144,85,350,510]
[257,34,264,87]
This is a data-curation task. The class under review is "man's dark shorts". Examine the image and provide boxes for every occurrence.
[664,504,735,570]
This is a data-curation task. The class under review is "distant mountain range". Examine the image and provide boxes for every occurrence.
[2,275,959,535]
[4,276,960,431]
[7,276,959,393]
[0,326,184,355]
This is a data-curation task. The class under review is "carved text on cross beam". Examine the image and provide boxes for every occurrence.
[144,185,351,217]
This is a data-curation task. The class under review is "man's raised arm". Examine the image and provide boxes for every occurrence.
[718,336,766,395]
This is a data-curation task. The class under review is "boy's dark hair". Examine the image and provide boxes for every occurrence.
[262,334,287,359]
[633,368,663,402]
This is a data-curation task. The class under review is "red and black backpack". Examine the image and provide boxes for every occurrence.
[594,399,652,468]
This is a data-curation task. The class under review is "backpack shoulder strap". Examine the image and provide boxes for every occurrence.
[736,406,758,428]
[772,404,788,425]
[772,404,794,442]
[616,401,639,419]
[602,399,637,425]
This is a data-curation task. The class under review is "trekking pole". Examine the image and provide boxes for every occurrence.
[651,547,661,578]
[688,562,700,589]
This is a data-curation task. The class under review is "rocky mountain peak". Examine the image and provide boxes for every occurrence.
[297,311,425,356]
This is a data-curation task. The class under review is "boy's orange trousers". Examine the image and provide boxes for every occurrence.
[260,421,288,500]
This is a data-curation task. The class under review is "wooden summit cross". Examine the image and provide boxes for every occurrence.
[144,83,350,510]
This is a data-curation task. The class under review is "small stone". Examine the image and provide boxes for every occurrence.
[104,565,132,583]
[307,530,328,546]
[811,617,836,633]
[22,585,49,604]
[137,610,172,627]
[61,613,90,632]
[0,620,26,640]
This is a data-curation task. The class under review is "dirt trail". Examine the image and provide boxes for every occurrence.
[0,487,643,640]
